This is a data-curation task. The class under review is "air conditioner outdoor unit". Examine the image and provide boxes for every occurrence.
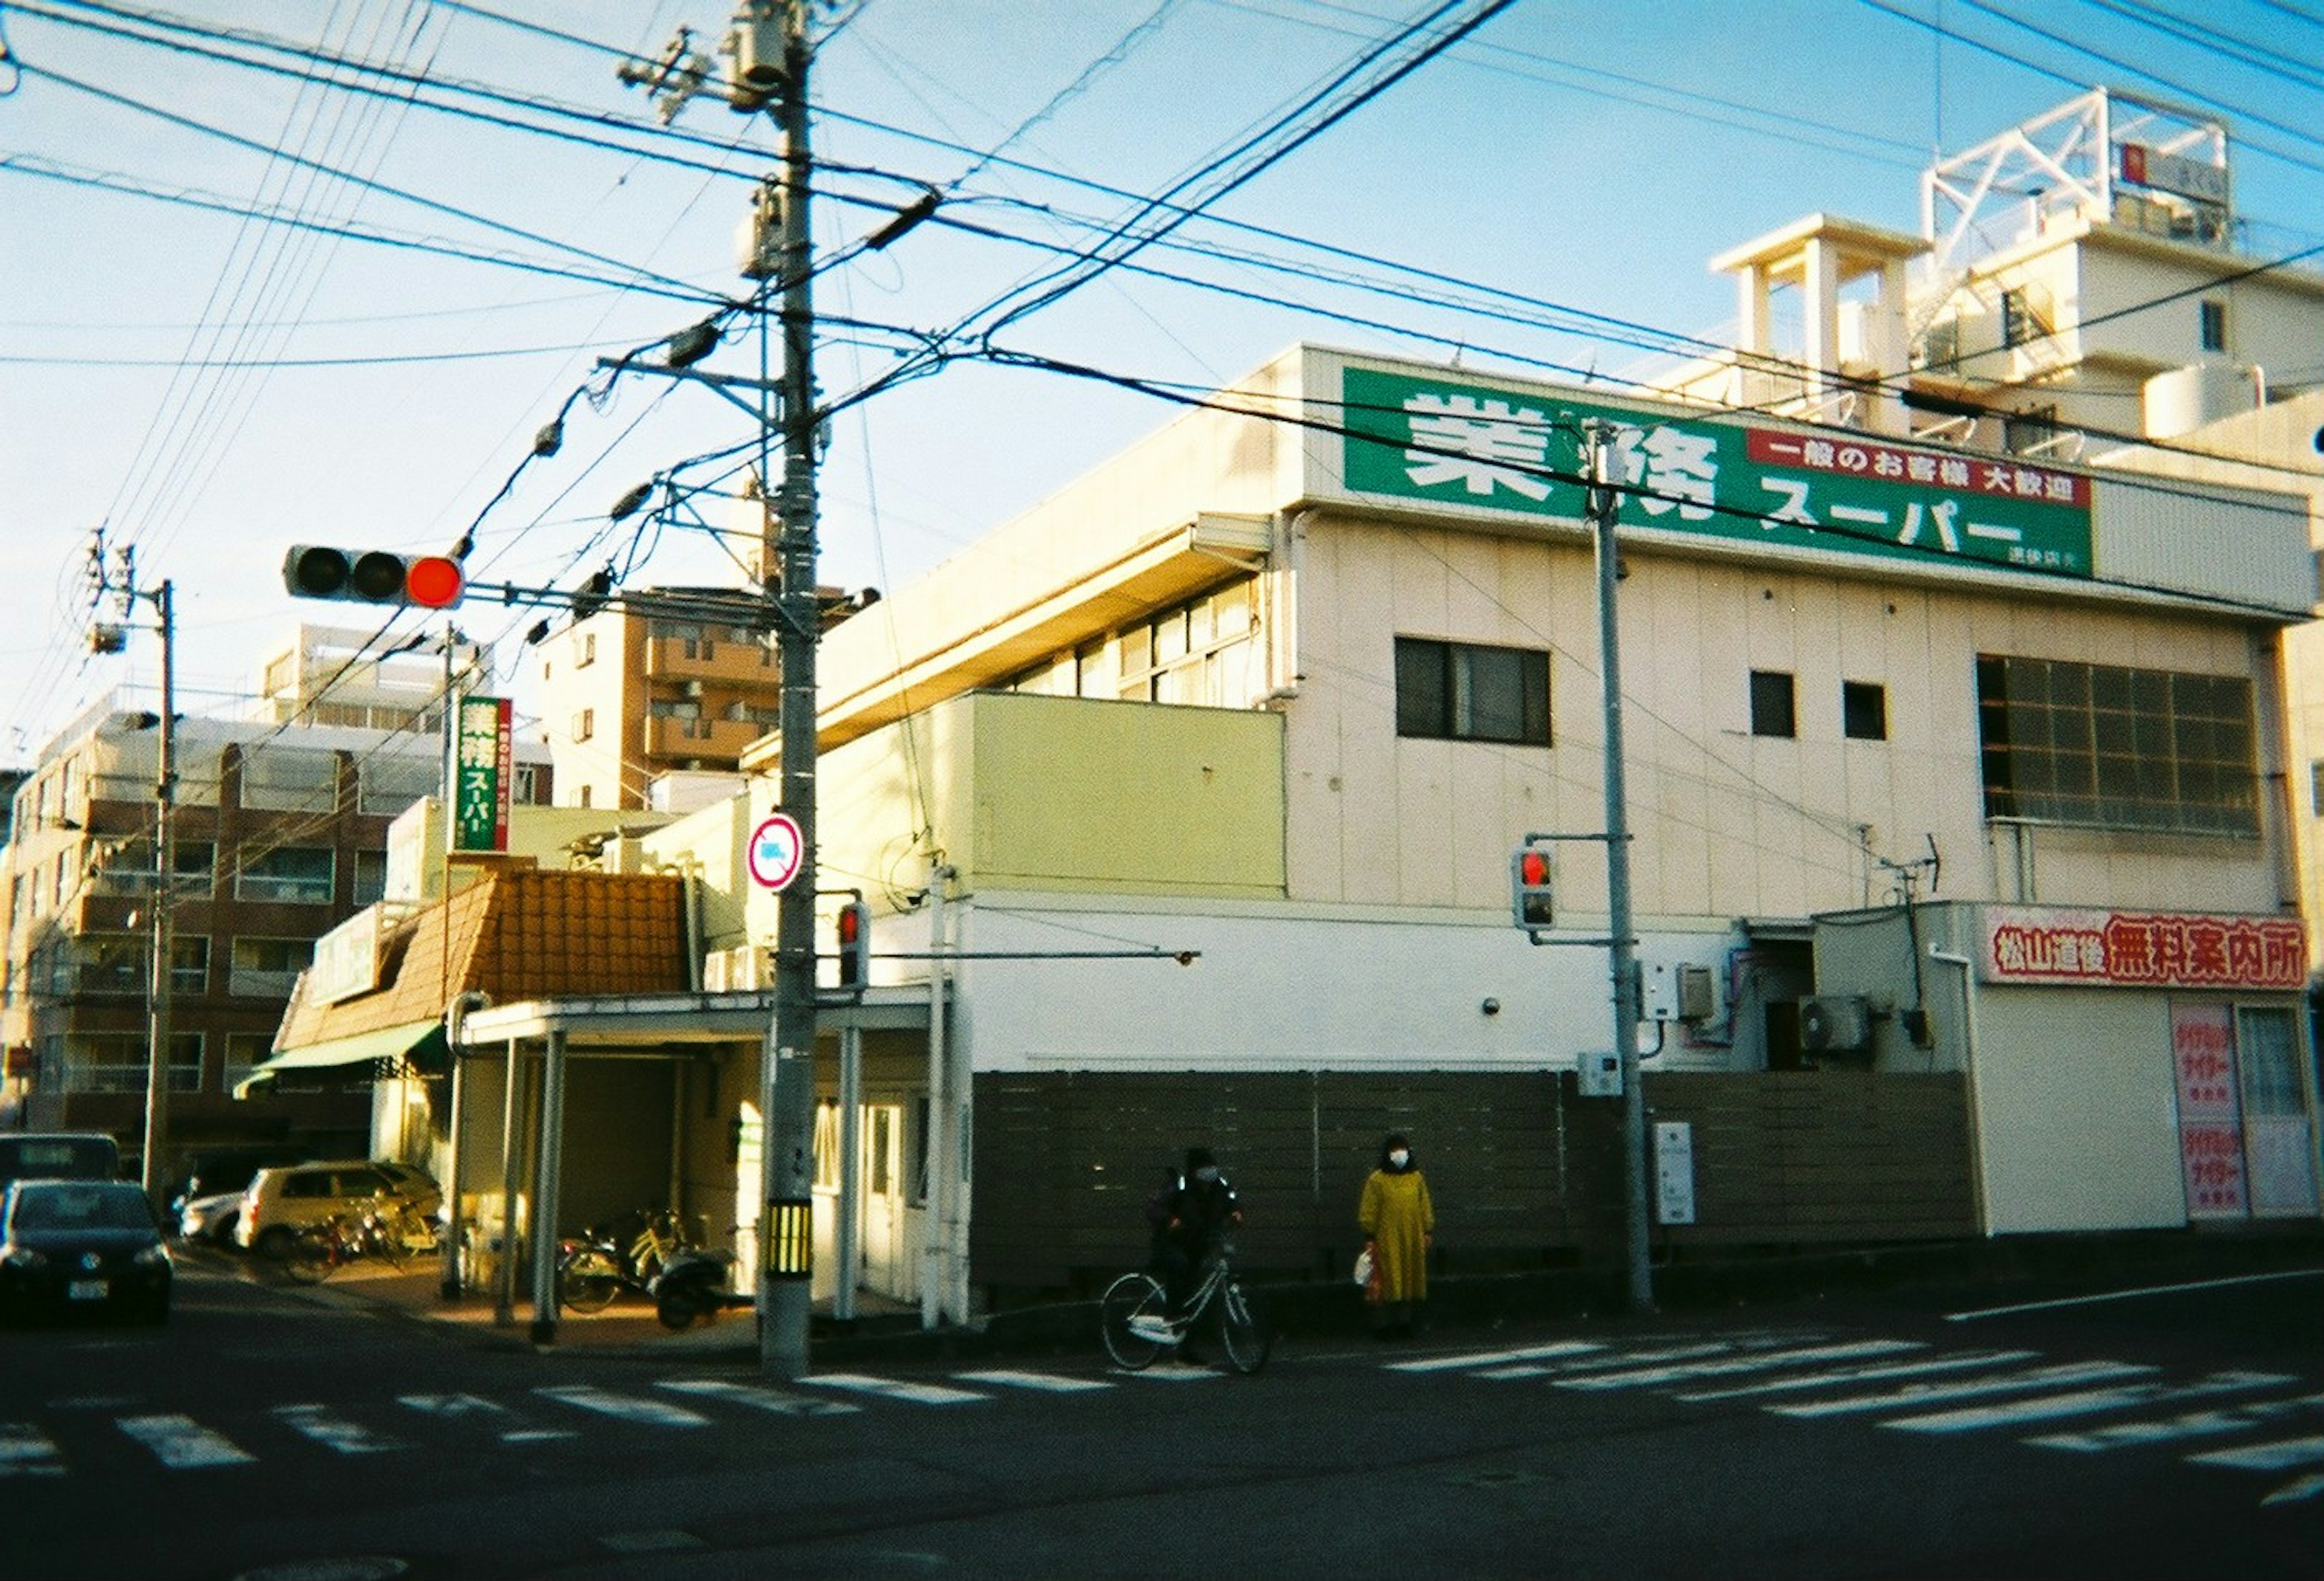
[1798,995,1873,1053]
[701,949,731,993]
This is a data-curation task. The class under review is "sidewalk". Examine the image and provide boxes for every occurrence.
[203,1220,2324,1368]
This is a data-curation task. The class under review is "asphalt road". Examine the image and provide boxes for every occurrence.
[1,1254,2319,1580]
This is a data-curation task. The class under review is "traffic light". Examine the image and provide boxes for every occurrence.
[1511,840,1554,938]
[282,545,465,609]
[835,900,870,992]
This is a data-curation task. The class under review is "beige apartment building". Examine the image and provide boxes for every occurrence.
[534,592,784,811]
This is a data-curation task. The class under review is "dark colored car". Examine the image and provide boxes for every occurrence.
[0,1133,121,1192]
[0,1179,172,1324]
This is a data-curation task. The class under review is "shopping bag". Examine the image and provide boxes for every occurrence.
[1351,1245,1374,1289]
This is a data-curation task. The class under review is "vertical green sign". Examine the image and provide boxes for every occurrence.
[451,694,511,854]
[1341,365,2093,577]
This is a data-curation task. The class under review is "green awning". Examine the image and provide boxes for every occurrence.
[234,1021,447,1099]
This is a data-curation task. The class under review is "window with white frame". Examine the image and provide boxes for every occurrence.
[1117,580,1262,708]
[234,846,335,904]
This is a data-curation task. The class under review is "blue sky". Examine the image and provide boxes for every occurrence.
[2,0,2319,763]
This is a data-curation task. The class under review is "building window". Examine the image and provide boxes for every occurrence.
[234,846,335,904]
[573,709,594,743]
[1749,670,1796,738]
[577,785,592,809]
[2311,759,2324,814]
[1975,654,2257,835]
[173,840,215,894]
[73,934,147,996]
[1842,681,1887,742]
[575,631,596,668]
[2002,405,2058,456]
[238,747,338,813]
[1118,581,1262,709]
[353,849,388,907]
[1394,638,1551,745]
[222,1033,274,1093]
[64,1032,199,1095]
[2199,298,2227,353]
[171,935,209,996]
[231,937,312,998]
[2000,288,2032,349]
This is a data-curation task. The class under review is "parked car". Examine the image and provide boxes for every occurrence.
[177,1190,249,1246]
[0,1179,171,1324]
[0,1133,122,1192]
[235,1160,441,1260]
[168,1147,311,1244]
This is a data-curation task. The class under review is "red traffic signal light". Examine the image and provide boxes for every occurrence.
[1511,842,1554,935]
[835,901,870,992]
[282,545,465,609]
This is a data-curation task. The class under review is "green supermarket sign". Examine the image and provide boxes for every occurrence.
[1341,366,2093,577]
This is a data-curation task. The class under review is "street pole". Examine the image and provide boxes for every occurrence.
[139,577,177,1211]
[1583,421,1653,1316]
[757,0,822,1381]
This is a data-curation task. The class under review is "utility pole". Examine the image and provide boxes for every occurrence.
[1583,420,1653,1315]
[755,0,822,1382]
[94,540,178,1210]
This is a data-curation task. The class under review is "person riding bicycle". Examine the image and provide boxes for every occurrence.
[1150,1145,1242,1325]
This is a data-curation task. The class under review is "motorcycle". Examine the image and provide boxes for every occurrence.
[650,1245,753,1331]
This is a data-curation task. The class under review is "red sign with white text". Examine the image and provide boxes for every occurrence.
[1981,906,2304,990]
[2171,1002,2248,1219]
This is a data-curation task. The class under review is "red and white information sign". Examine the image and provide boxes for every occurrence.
[1981,906,2305,990]
[2171,1003,2249,1219]
[747,812,804,892]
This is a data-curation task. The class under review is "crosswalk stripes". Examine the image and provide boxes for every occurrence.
[399,1392,575,1443]
[536,1385,713,1428]
[1766,1360,2160,1419]
[2188,1433,2324,1472]
[2029,1391,2324,1453]
[0,1329,2313,1501]
[955,1369,1112,1393]
[1879,1371,2296,1435]
[114,1413,254,1469]
[1555,1339,1928,1391]
[657,1378,862,1416]
[274,1403,404,1455]
[803,1372,990,1406]
[1677,1349,2042,1403]
[0,1424,64,1478]
[1400,1331,2323,1507]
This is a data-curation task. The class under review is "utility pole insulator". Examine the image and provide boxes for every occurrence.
[738,177,784,279]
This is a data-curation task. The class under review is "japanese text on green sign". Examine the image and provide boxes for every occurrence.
[1341,366,2092,577]
[451,695,510,854]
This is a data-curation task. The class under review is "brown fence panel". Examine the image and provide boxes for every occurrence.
[970,1068,1976,1292]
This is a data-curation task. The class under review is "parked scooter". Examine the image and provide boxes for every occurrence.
[651,1245,753,1330]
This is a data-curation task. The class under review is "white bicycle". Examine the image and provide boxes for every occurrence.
[1098,1239,1271,1374]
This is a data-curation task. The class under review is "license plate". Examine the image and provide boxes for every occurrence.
[67,1280,108,1301]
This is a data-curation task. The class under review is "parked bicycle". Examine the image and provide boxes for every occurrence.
[557,1207,694,1313]
[280,1209,405,1285]
[1099,1237,1271,1374]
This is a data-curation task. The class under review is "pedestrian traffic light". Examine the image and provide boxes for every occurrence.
[281,545,465,609]
[1511,840,1554,938]
[836,900,870,991]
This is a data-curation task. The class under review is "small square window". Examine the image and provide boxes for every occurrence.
[2199,299,2227,353]
[1749,670,1796,739]
[1843,681,1888,741]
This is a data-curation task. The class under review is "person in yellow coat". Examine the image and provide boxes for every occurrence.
[1357,1132,1434,1339]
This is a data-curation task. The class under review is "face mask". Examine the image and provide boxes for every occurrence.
[1194,1166,1219,1184]
[1388,1150,1410,1168]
